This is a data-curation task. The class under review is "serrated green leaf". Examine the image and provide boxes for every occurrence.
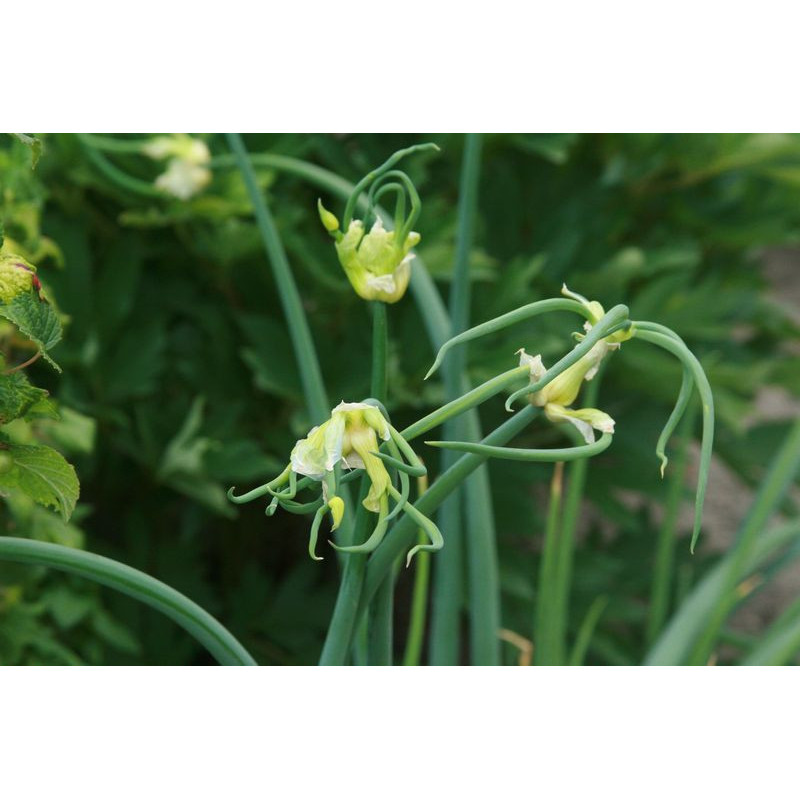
[0,289,62,371]
[0,443,79,520]
[0,371,56,424]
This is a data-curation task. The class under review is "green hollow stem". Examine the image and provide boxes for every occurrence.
[645,402,698,646]
[552,372,603,664]
[633,328,714,553]
[430,482,463,664]
[358,407,540,622]
[687,415,800,665]
[431,133,485,666]
[535,461,565,665]
[402,474,431,667]
[213,148,500,664]
[0,537,256,666]
[425,298,594,380]
[453,134,500,667]
[319,479,372,666]
[225,134,329,425]
[402,542,431,666]
[368,302,393,666]
[425,431,613,461]
[226,137,375,665]
[632,321,696,476]
[341,143,439,229]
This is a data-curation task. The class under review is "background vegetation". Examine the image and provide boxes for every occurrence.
[1,133,799,665]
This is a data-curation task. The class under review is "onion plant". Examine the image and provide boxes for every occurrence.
[3,132,799,666]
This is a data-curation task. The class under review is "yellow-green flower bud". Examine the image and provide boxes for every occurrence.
[328,495,345,530]
[518,343,609,408]
[317,200,340,234]
[330,217,419,304]
[517,347,616,443]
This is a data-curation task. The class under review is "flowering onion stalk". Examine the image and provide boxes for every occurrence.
[425,284,715,553]
[228,401,441,566]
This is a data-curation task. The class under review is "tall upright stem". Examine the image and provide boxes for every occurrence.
[550,372,603,663]
[367,302,393,665]
[430,133,495,664]
[225,134,329,424]
[535,462,565,665]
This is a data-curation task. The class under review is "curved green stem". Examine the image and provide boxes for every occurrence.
[368,180,406,230]
[0,537,256,666]
[76,134,163,197]
[425,431,613,461]
[341,143,439,228]
[633,328,714,553]
[425,298,593,380]
[633,322,696,476]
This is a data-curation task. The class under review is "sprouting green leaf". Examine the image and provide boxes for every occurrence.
[0,442,79,520]
[0,371,58,424]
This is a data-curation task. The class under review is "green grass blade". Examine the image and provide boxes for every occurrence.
[742,596,800,665]
[644,520,800,665]
[687,416,800,664]
[568,596,609,666]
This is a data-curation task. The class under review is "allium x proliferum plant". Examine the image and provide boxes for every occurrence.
[0,134,721,667]
[226,141,715,667]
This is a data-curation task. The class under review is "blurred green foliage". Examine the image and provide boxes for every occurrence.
[1,133,798,665]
